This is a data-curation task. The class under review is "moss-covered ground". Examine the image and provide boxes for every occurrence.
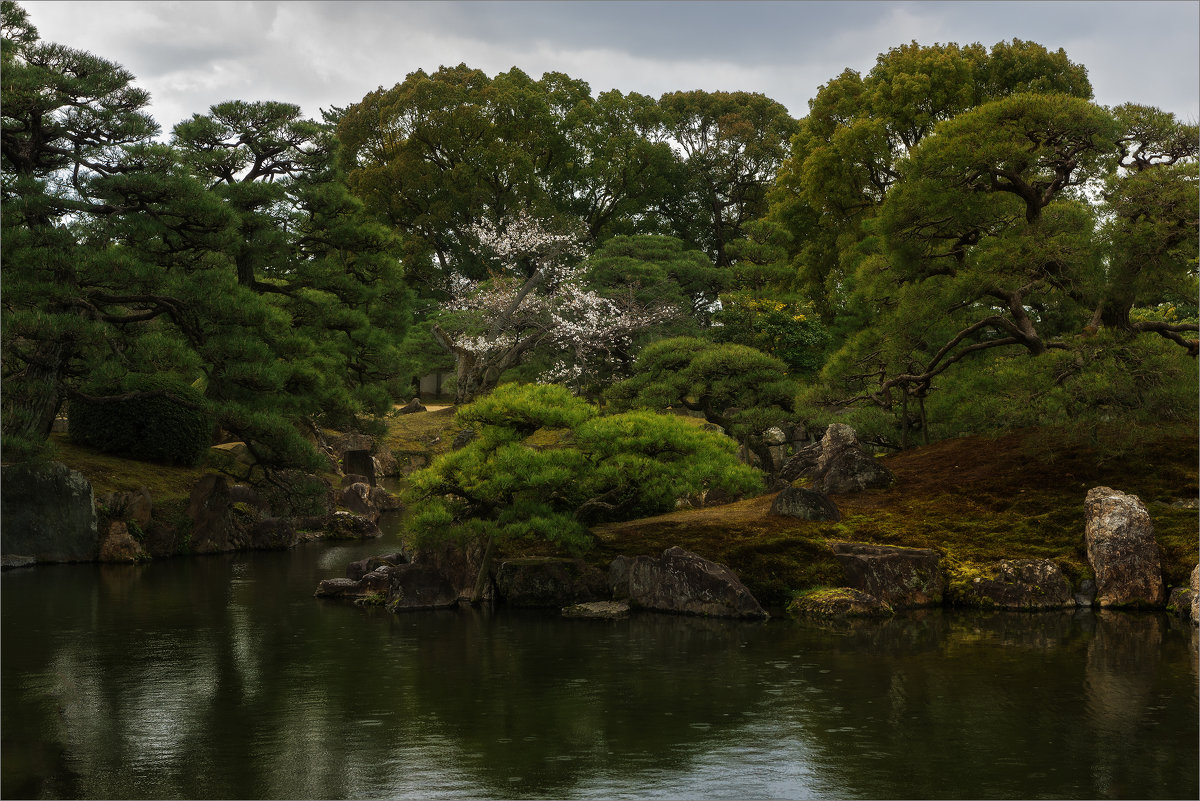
[590,425,1198,609]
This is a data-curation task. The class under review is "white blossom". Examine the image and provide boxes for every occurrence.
[435,212,672,397]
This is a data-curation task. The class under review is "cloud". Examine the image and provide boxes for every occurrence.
[20,0,1199,130]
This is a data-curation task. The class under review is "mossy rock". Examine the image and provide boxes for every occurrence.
[787,586,893,619]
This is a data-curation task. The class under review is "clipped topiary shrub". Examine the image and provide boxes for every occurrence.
[69,375,213,465]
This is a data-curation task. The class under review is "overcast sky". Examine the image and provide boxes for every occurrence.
[21,0,1200,134]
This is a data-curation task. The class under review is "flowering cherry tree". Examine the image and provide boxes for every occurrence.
[431,211,669,403]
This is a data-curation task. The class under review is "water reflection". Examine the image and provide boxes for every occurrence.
[2,542,1196,800]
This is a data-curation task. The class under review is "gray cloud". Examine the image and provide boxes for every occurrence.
[21,0,1199,133]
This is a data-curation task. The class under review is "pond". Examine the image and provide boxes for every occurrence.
[3,524,1197,799]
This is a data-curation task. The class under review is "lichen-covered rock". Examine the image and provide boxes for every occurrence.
[322,511,382,540]
[1084,487,1165,607]
[813,424,895,494]
[98,521,147,563]
[563,600,631,619]
[408,541,491,602]
[314,577,364,598]
[97,487,154,528]
[609,556,632,600]
[829,541,945,608]
[396,397,427,415]
[495,558,607,607]
[777,441,822,483]
[1191,565,1199,626]
[1,461,99,564]
[386,564,459,611]
[1168,586,1194,621]
[347,552,407,581]
[769,486,841,521]
[787,587,893,619]
[950,559,1074,610]
[628,547,768,619]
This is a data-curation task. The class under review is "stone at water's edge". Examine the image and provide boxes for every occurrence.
[829,541,945,608]
[496,558,608,607]
[787,587,893,619]
[1191,565,1199,626]
[627,547,768,619]
[1,461,98,565]
[1084,487,1165,607]
[386,564,459,611]
[563,600,631,619]
[951,559,1075,610]
[99,521,147,563]
[769,486,841,521]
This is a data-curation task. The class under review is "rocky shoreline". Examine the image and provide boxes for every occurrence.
[314,483,1199,626]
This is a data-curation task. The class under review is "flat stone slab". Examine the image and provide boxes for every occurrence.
[562,600,631,619]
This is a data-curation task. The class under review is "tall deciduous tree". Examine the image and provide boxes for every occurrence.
[658,90,798,267]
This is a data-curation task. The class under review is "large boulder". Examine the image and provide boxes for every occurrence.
[495,558,607,607]
[98,521,147,563]
[627,547,768,619]
[97,487,153,529]
[950,559,1074,610]
[321,511,382,540]
[386,564,459,611]
[1084,487,1165,607]
[408,541,492,602]
[811,424,895,494]
[769,486,841,522]
[186,474,299,552]
[778,441,822,483]
[1,461,99,564]
[1193,565,1199,626]
[829,541,945,608]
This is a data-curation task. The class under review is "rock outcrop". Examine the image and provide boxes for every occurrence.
[1084,487,1165,607]
[495,558,607,607]
[1,461,99,565]
[1193,565,1199,626]
[385,564,459,611]
[787,587,893,619]
[98,521,147,563]
[950,559,1074,610]
[187,474,302,552]
[812,424,895,494]
[778,424,894,494]
[769,486,841,521]
[337,482,401,523]
[626,547,768,619]
[829,541,945,608]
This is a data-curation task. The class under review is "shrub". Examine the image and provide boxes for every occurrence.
[69,375,213,465]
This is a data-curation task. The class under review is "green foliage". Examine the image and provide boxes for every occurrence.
[584,234,726,332]
[68,375,213,466]
[711,296,831,374]
[609,338,797,469]
[405,383,762,554]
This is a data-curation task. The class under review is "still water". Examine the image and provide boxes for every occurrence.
[2,524,1197,800]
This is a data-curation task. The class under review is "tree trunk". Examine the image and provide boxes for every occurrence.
[1,340,67,446]
[470,535,496,605]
